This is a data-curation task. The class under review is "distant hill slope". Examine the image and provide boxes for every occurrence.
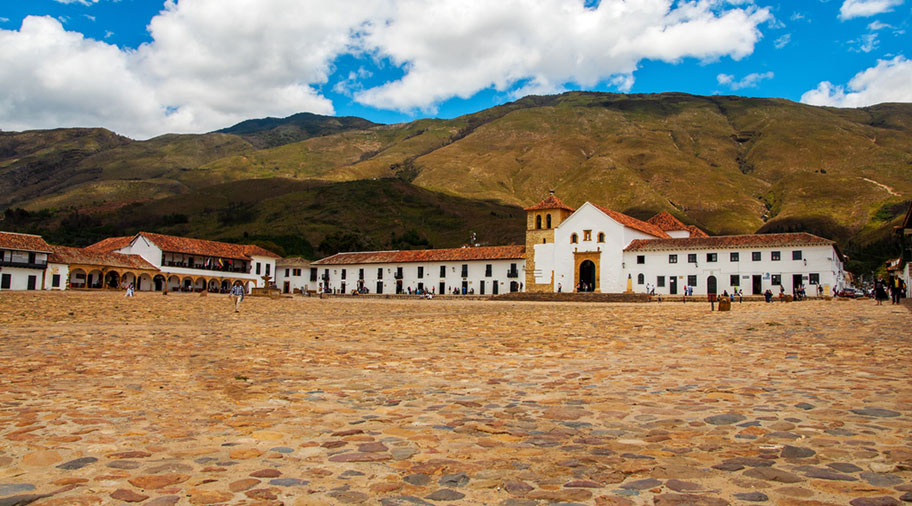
[1,92,910,272]
[216,112,378,149]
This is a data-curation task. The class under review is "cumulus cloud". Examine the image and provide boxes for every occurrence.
[0,0,772,138]
[839,0,904,20]
[801,55,912,107]
[717,71,774,90]
[355,0,771,111]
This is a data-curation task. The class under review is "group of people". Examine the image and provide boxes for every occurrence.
[874,276,906,305]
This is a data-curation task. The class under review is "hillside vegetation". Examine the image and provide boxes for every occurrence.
[1,92,910,270]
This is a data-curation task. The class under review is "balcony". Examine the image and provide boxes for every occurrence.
[0,259,47,270]
[162,261,247,273]
[394,272,404,280]
[507,269,520,278]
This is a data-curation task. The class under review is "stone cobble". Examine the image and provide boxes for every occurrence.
[0,291,909,505]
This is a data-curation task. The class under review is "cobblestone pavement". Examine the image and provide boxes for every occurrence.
[0,292,910,505]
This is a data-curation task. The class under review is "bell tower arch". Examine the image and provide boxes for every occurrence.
[524,191,574,292]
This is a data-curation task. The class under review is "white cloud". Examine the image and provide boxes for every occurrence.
[716,71,774,90]
[867,20,892,30]
[801,55,912,107]
[53,0,102,5]
[851,32,879,52]
[0,0,772,138]
[774,33,791,48]
[839,0,904,20]
[354,0,771,112]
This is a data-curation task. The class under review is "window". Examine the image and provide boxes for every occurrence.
[636,255,645,264]
[706,253,717,263]
[792,250,802,260]
[687,254,697,264]
[341,269,347,280]
[730,274,739,287]
[418,266,424,279]
[771,251,781,261]
[657,276,665,287]
[358,268,364,280]
[255,263,261,275]
[571,233,578,244]
[584,230,592,241]
[687,275,697,287]
[461,264,468,277]
[440,266,446,277]
[597,232,605,242]
[52,274,60,288]
[637,273,644,285]
[809,273,819,284]
[294,268,302,276]
[285,268,290,277]
[536,215,542,229]
[752,251,761,261]
[377,268,383,279]
[311,268,318,282]
[546,214,552,228]
[730,252,739,262]
[1,273,10,289]
[772,274,781,285]
[395,267,403,279]
[485,264,492,277]
[668,254,678,264]
[266,264,271,275]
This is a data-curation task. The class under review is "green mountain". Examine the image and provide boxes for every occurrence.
[1,92,910,272]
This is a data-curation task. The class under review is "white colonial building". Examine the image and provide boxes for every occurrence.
[0,232,53,291]
[275,257,313,294]
[312,246,525,295]
[525,193,846,296]
[87,232,279,292]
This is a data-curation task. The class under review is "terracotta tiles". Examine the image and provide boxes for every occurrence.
[624,231,835,252]
[84,236,133,253]
[524,194,575,212]
[590,204,670,238]
[0,231,53,253]
[48,246,157,271]
[314,245,525,265]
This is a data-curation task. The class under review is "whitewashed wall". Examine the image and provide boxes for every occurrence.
[316,259,523,295]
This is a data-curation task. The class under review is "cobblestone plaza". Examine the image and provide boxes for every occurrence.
[0,292,909,505]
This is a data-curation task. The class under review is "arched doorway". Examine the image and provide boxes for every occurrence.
[70,268,87,288]
[707,275,718,295]
[88,269,104,288]
[579,260,596,292]
[153,274,165,291]
[208,279,220,292]
[220,280,230,292]
[138,274,153,291]
[182,277,193,292]
[167,275,180,291]
[105,271,121,289]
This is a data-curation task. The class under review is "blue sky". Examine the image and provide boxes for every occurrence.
[0,0,910,139]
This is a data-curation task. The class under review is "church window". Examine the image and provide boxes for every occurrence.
[546,214,552,228]
[583,230,591,241]
[637,273,644,285]
[536,215,542,229]
[597,232,605,242]
[570,233,578,244]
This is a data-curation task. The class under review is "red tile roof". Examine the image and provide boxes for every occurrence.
[90,232,280,260]
[313,245,526,266]
[84,236,133,253]
[647,211,689,231]
[686,226,710,238]
[590,204,670,238]
[624,232,835,252]
[49,246,158,271]
[0,231,53,253]
[276,257,312,267]
[524,194,575,212]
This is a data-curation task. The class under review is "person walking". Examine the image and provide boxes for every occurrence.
[874,277,887,305]
[229,282,245,312]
